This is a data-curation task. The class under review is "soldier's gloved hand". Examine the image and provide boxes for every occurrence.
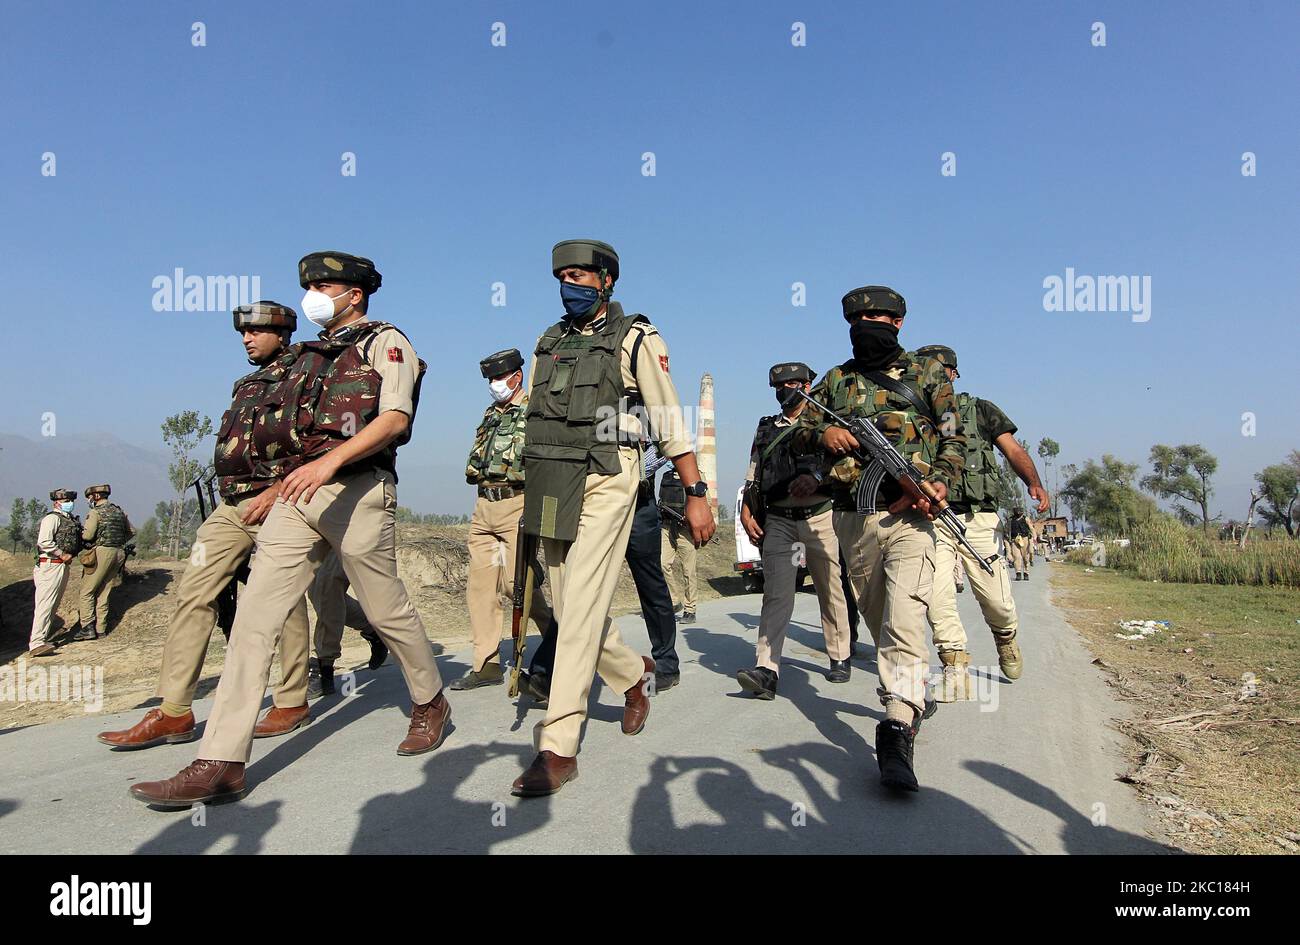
[242,485,281,525]
[821,427,859,456]
[1029,484,1050,514]
[787,473,819,498]
[685,497,716,547]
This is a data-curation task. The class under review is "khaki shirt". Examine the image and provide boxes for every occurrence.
[527,308,694,460]
[37,513,62,557]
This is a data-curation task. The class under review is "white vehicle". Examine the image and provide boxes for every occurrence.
[734,486,764,593]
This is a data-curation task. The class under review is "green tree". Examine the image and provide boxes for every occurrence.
[161,410,214,558]
[1255,460,1299,537]
[25,498,47,548]
[1036,437,1061,517]
[1141,443,1218,533]
[134,517,161,556]
[1060,455,1156,536]
[9,498,27,552]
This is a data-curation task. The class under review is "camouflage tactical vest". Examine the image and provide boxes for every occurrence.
[49,512,83,556]
[466,397,528,486]
[948,393,1004,511]
[92,502,130,548]
[215,350,305,499]
[522,309,645,541]
[252,321,425,482]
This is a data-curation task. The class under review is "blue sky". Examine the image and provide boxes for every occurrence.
[3,1,1297,519]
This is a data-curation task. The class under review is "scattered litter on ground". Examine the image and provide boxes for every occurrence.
[1116,619,1171,641]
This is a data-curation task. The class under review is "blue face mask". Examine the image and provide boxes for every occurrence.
[60,501,74,514]
[560,280,602,319]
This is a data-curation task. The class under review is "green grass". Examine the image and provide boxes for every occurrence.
[1106,517,1300,587]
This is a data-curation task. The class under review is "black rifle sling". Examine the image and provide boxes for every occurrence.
[862,370,937,426]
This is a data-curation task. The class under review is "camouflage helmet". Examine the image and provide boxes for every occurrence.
[768,362,816,387]
[85,484,111,499]
[842,285,906,322]
[915,344,958,373]
[480,348,524,379]
[50,488,76,502]
[552,240,619,282]
[233,300,297,333]
[298,251,382,294]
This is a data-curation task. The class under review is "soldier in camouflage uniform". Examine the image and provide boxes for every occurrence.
[133,251,449,808]
[99,302,315,750]
[914,345,1049,695]
[76,484,135,639]
[28,489,81,656]
[451,347,556,690]
[793,286,965,792]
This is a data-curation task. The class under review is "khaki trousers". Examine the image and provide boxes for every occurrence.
[79,546,126,633]
[309,550,372,663]
[465,491,555,672]
[30,560,71,649]
[756,508,851,672]
[536,449,647,757]
[834,509,935,713]
[199,469,442,763]
[1009,536,1030,572]
[155,496,310,709]
[661,520,698,611]
[927,510,1018,652]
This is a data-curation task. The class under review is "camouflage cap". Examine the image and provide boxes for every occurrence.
[768,361,816,387]
[50,488,76,502]
[233,300,297,333]
[915,344,958,370]
[298,251,382,294]
[480,348,524,379]
[842,285,906,321]
[552,239,619,282]
[85,484,111,498]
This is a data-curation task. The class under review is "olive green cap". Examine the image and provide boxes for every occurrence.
[768,362,816,386]
[842,285,906,321]
[298,251,382,293]
[915,344,957,370]
[50,488,76,502]
[552,239,619,282]
[233,300,297,333]
[85,484,111,498]
[480,348,524,379]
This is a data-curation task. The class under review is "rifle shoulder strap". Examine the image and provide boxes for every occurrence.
[863,370,937,425]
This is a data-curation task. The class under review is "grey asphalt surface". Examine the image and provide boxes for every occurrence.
[0,561,1169,854]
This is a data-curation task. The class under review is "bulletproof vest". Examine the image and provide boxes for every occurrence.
[1007,517,1032,539]
[92,502,129,548]
[659,470,687,515]
[522,308,645,541]
[466,398,527,485]
[50,512,83,556]
[824,356,939,507]
[253,321,425,483]
[215,350,304,499]
[948,392,1004,510]
[752,414,803,501]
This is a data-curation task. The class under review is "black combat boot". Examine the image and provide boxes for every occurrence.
[876,719,919,792]
[826,658,851,683]
[736,666,778,700]
[361,627,388,670]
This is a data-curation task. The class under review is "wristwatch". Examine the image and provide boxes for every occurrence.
[684,480,708,498]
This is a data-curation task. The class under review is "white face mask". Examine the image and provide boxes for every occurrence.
[489,378,516,403]
[301,288,354,328]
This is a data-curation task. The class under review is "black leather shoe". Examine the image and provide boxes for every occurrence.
[826,659,851,683]
[681,611,696,623]
[525,670,551,704]
[913,697,938,735]
[361,628,388,669]
[876,719,919,792]
[70,626,99,642]
[449,663,504,690]
[653,672,680,694]
[736,666,778,700]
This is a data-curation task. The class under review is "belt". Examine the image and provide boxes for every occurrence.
[478,484,522,502]
[767,500,832,521]
[38,557,67,565]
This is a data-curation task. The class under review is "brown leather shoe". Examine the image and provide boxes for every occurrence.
[511,750,578,797]
[98,708,196,750]
[28,643,56,658]
[129,759,245,808]
[397,691,451,755]
[252,704,312,739]
[621,655,654,736]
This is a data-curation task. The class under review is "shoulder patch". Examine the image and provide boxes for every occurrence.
[659,354,669,373]
[387,346,403,363]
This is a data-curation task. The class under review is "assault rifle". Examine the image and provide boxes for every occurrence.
[190,466,241,640]
[509,517,541,698]
[796,389,997,575]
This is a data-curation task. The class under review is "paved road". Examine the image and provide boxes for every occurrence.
[0,562,1170,854]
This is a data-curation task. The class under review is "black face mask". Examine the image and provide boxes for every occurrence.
[849,319,904,370]
[775,386,803,412]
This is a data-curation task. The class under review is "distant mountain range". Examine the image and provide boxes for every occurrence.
[0,431,475,524]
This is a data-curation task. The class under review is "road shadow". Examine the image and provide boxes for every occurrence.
[134,799,284,854]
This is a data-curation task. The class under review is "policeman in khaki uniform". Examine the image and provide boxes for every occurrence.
[452,347,556,690]
[99,302,315,749]
[658,470,698,621]
[793,286,965,793]
[511,239,714,797]
[1006,508,1034,581]
[132,252,449,808]
[914,345,1049,698]
[737,362,852,699]
[28,489,81,657]
[77,484,134,639]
